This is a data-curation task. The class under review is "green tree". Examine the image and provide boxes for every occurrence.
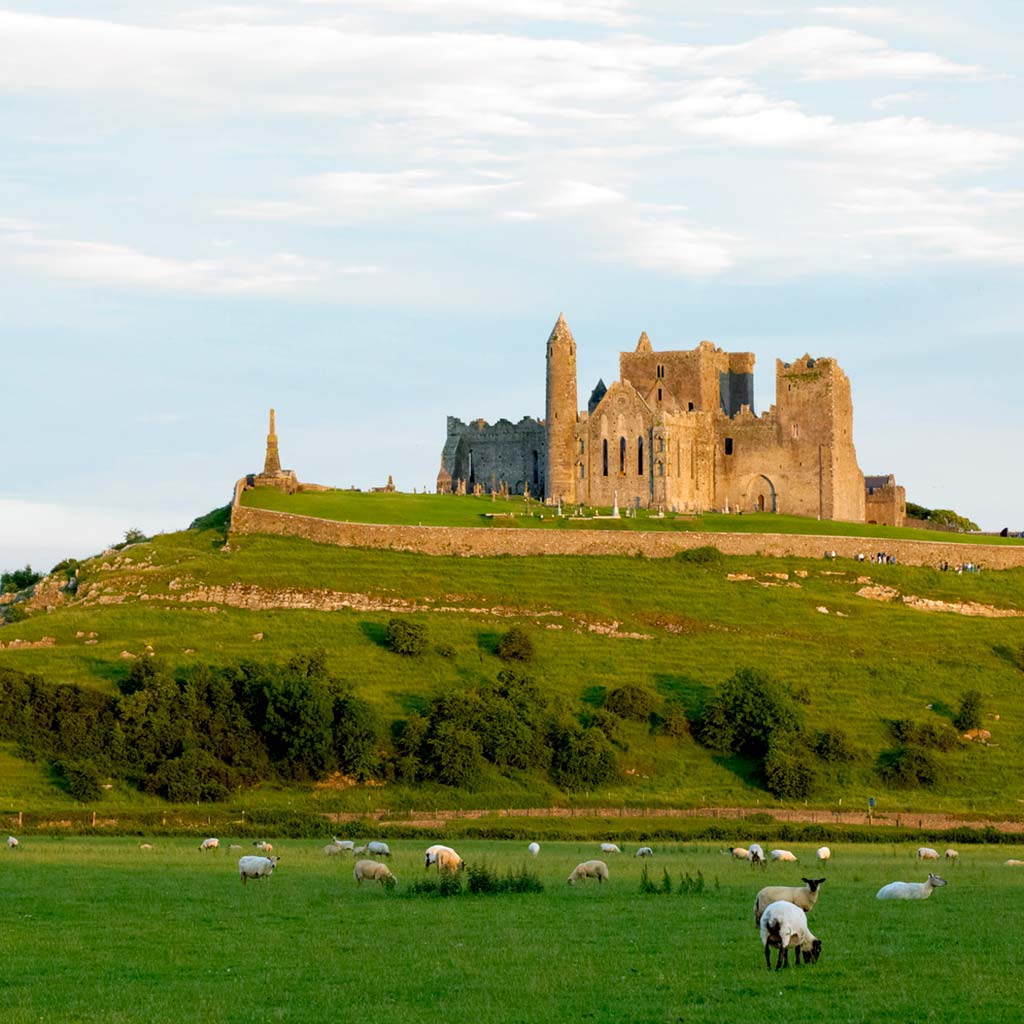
[496,626,535,663]
[953,690,984,733]
[1,565,42,594]
[384,618,429,656]
[695,668,802,758]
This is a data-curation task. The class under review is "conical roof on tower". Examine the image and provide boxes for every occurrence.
[636,331,652,353]
[547,312,575,346]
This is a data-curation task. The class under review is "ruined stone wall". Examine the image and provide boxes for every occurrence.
[439,416,546,495]
[228,502,1024,569]
[581,381,652,507]
[865,479,907,527]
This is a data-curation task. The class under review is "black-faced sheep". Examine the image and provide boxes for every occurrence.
[754,878,826,926]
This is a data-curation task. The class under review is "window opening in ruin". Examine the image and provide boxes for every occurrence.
[580,463,585,479]
[657,388,662,402]
[579,439,584,455]
[688,402,694,411]
[532,450,539,485]
[724,437,734,456]
[638,437,644,475]
[657,436,664,452]
[657,364,664,379]
[619,436,626,473]
[468,450,475,483]
[791,423,800,439]
[602,438,608,476]
[657,460,664,476]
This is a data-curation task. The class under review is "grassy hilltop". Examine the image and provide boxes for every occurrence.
[2,495,1024,822]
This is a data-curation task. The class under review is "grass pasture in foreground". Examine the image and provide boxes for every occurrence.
[2,838,1023,1024]
[240,488,1024,546]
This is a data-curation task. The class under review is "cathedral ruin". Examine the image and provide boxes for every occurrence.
[438,314,905,525]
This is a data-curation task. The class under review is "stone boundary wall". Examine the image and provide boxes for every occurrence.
[229,491,1024,569]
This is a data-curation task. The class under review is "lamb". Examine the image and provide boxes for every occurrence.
[916,847,939,860]
[634,847,654,858]
[254,841,273,852]
[353,859,396,886]
[816,846,831,862]
[367,841,391,857]
[748,843,766,868]
[238,855,279,885]
[198,837,219,852]
[944,849,959,862]
[759,900,822,971]
[567,860,609,884]
[424,844,463,872]
[600,843,622,854]
[7,835,19,849]
[527,842,540,857]
[753,877,826,926]
[876,873,947,900]
[770,849,797,862]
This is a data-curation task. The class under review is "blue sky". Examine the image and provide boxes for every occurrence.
[2,2,1022,572]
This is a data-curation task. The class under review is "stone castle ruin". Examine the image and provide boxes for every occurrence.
[439,314,905,525]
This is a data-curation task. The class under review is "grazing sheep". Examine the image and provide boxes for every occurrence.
[138,843,154,851]
[324,842,346,856]
[331,837,354,851]
[198,837,219,852]
[748,843,766,868]
[229,844,242,852]
[353,859,396,886]
[254,841,273,853]
[816,846,831,862]
[944,849,959,862]
[754,878,826,926]
[425,845,463,872]
[7,835,20,849]
[916,847,939,861]
[567,860,609,884]
[634,847,654,858]
[368,841,391,857]
[352,845,368,855]
[527,842,540,857]
[876,873,947,900]
[600,843,622,854]
[726,846,750,860]
[770,849,797,862]
[759,900,822,971]
[1005,860,1024,867]
[238,855,279,885]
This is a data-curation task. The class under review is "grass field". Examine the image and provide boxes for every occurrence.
[3,837,1023,1023]
[240,489,1024,546]
[3,512,1024,817]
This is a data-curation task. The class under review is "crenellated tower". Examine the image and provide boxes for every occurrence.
[544,312,578,503]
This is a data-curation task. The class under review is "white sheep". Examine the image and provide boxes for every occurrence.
[353,859,396,887]
[138,843,154,851]
[324,842,346,856]
[748,843,766,867]
[1005,860,1024,867]
[726,846,750,860]
[916,847,939,861]
[876,873,947,900]
[352,845,368,855]
[634,846,654,858]
[229,844,243,852]
[944,849,959,862]
[424,844,463,872]
[567,860,609,884]
[816,846,831,862]
[527,842,540,857]
[759,900,822,971]
[238,855,279,885]
[331,837,354,850]
[368,841,391,857]
[770,849,797,862]
[754,877,826,926]
[198,837,219,852]
[7,835,20,849]
[254,841,273,852]
[600,842,622,854]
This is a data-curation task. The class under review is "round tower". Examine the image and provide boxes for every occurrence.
[545,312,578,504]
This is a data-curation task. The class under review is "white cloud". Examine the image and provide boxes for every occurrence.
[298,0,634,25]
[544,180,626,208]
[870,91,925,110]
[613,217,738,276]
[813,6,900,21]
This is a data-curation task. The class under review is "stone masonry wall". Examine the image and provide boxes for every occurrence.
[229,501,1024,570]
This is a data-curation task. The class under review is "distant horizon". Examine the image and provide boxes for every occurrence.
[3,2,1022,573]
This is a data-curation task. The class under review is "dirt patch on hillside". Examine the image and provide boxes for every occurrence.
[857,585,1024,618]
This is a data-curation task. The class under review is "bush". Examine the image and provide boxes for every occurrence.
[550,725,619,790]
[953,690,984,733]
[674,546,723,567]
[384,618,429,656]
[878,746,943,788]
[696,668,802,759]
[814,728,855,764]
[886,718,957,751]
[496,626,534,663]
[3,602,27,624]
[660,707,690,738]
[604,684,658,722]
[1,565,42,594]
[56,760,104,802]
[764,735,818,798]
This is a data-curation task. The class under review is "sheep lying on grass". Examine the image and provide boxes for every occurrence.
[567,860,609,885]
[876,874,947,900]
[770,849,797,862]
[331,838,354,851]
[354,859,396,887]
[238,855,279,886]
[754,878,826,926]
[759,900,822,971]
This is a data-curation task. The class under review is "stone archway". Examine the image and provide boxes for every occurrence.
[744,474,777,513]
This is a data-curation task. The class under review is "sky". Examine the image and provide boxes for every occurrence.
[2,1,1022,573]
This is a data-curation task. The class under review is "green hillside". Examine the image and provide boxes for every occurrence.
[2,505,1024,820]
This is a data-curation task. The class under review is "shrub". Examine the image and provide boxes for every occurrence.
[550,725,619,790]
[878,746,943,788]
[886,718,957,751]
[764,735,818,799]
[3,602,27,624]
[496,626,534,663]
[56,760,104,802]
[660,707,690,738]
[674,546,723,566]
[384,618,429,656]
[1,565,42,594]
[814,728,855,764]
[428,723,484,789]
[696,668,802,759]
[604,684,658,722]
[953,690,984,733]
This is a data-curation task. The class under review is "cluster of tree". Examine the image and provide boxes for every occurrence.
[0,653,380,803]
[905,503,980,533]
[1,565,42,594]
